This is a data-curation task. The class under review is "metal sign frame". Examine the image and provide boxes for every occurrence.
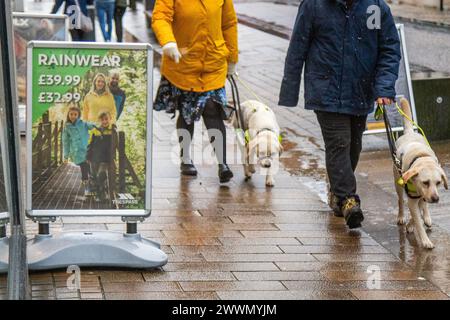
[12,12,69,134]
[1,0,29,298]
[26,41,154,218]
[364,24,417,135]
[0,6,20,224]
[12,12,70,40]
[0,119,10,222]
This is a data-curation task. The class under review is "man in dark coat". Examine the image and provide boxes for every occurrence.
[279,0,401,228]
[51,0,89,41]
[109,71,126,120]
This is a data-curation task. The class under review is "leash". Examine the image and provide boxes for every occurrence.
[228,75,247,150]
[233,74,267,105]
[393,101,431,147]
[228,75,246,133]
[376,103,401,170]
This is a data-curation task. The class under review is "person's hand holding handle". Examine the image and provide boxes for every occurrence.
[162,42,182,64]
[227,62,237,76]
[377,97,393,105]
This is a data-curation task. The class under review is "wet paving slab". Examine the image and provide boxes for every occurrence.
[356,140,450,296]
[17,115,449,300]
[18,110,449,300]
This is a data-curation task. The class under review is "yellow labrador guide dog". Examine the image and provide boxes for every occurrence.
[230,100,283,187]
[395,98,448,249]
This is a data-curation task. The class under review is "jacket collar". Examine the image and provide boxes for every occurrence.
[334,0,360,7]
[68,118,81,126]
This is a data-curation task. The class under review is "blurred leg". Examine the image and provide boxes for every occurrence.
[176,113,194,163]
[202,100,227,164]
[106,2,115,41]
[114,6,126,42]
[95,3,108,41]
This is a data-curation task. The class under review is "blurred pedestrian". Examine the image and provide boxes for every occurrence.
[95,0,116,42]
[279,0,401,228]
[114,0,127,42]
[152,0,238,183]
[129,0,136,11]
[51,0,88,41]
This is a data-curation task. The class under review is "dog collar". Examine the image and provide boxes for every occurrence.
[408,155,432,170]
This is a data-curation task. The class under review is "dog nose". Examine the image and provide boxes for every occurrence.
[431,196,439,203]
[262,163,271,168]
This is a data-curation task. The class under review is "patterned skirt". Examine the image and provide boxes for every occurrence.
[154,76,228,125]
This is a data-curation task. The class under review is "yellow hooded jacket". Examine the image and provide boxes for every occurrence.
[152,0,239,92]
[82,90,117,124]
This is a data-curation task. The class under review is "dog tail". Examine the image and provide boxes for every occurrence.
[400,98,414,134]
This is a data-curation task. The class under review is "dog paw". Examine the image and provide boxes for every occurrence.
[265,179,275,187]
[397,216,406,225]
[421,238,435,249]
[407,222,415,233]
[424,217,432,228]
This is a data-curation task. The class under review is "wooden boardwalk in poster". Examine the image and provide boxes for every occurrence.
[33,163,114,210]
[31,113,143,211]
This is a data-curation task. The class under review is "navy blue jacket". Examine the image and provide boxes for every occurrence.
[279,0,401,115]
[51,0,89,16]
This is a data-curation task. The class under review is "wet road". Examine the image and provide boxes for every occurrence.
[403,22,450,74]
[234,1,450,75]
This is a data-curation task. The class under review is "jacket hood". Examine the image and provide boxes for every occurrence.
[66,118,81,126]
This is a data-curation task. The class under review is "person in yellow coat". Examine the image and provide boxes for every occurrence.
[83,73,117,124]
[152,0,238,183]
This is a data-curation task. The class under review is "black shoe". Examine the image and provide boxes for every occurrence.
[218,164,233,183]
[180,161,197,176]
[341,197,364,229]
[328,192,343,217]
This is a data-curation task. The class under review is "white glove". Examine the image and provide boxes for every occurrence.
[162,42,182,64]
[227,62,237,76]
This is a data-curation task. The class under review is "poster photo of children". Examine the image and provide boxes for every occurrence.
[28,43,151,212]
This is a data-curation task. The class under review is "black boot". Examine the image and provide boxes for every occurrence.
[218,164,233,183]
[341,196,364,229]
[180,160,197,176]
[328,191,343,217]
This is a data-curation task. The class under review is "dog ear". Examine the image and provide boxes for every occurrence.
[402,168,419,183]
[440,168,448,190]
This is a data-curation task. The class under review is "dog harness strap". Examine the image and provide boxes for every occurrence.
[402,155,428,199]
[404,183,421,199]
[256,128,275,135]
[407,155,433,170]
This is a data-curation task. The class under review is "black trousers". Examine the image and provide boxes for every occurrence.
[70,29,85,41]
[79,161,90,181]
[315,111,368,202]
[114,5,126,42]
[177,100,227,164]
